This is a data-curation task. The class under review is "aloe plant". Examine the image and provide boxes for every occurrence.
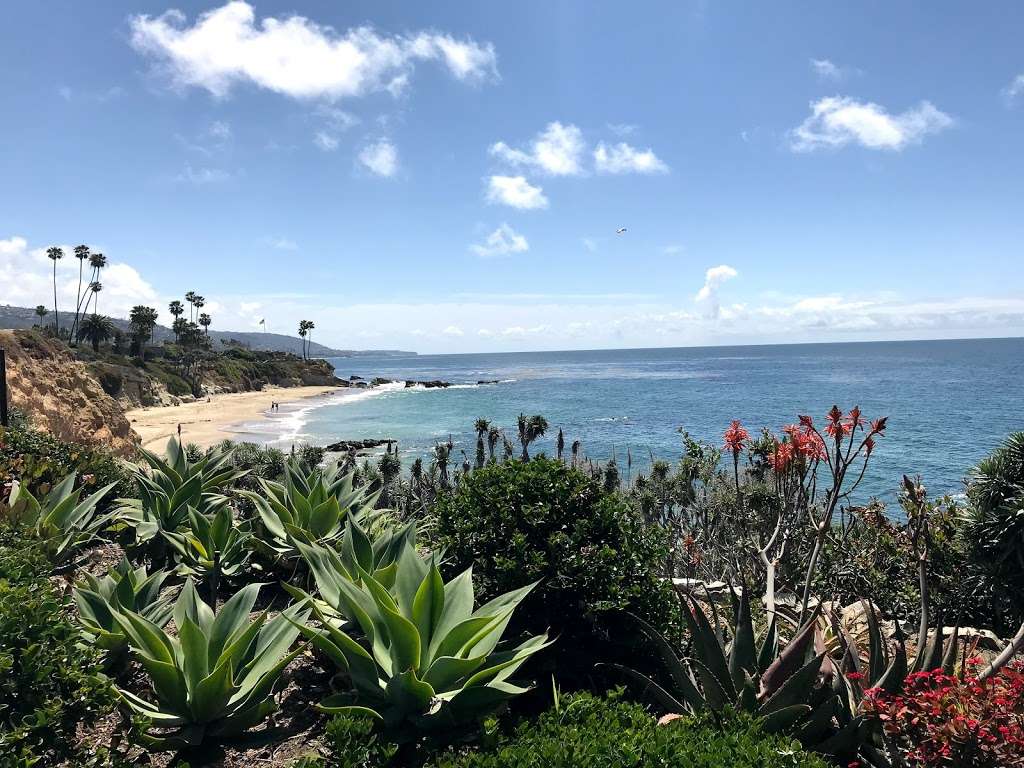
[164,506,251,605]
[74,557,174,654]
[1,473,117,566]
[239,458,381,562]
[117,437,246,549]
[294,538,551,734]
[113,580,309,749]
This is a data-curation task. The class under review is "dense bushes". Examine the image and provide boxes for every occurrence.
[428,691,827,768]
[434,458,677,680]
[0,527,116,765]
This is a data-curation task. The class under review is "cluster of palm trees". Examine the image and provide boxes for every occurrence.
[43,244,107,344]
[169,294,213,343]
[298,319,316,359]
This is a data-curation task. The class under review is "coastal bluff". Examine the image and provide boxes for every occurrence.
[0,329,139,456]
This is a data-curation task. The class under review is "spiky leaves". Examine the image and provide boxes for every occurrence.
[113,580,309,749]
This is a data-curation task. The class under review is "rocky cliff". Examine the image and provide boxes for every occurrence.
[0,330,140,456]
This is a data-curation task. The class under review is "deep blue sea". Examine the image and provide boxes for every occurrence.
[232,338,1024,503]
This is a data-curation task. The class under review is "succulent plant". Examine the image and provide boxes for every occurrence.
[293,538,551,736]
[164,505,251,601]
[74,557,174,654]
[1,472,117,566]
[113,580,309,749]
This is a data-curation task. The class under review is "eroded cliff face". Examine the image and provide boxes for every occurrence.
[0,330,139,456]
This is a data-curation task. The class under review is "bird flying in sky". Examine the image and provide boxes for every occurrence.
[616,227,627,234]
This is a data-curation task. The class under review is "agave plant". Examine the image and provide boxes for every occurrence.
[113,580,309,749]
[164,506,251,603]
[294,538,551,734]
[1,473,117,566]
[239,458,381,562]
[74,557,174,655]
[117,437,246,549]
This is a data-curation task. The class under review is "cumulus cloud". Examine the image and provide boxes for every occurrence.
[358,138,398,177]
[0,236,159,321]
[470,223,529,258]
[790,96,953,152]
[129,1,497,100]
[442,325,464,337]
[486,175,548,209]
[1003,74,1024,104]
[593,141,668,174]
[809,58,860,81]
[313,131,339,151]
[695,264,738,318]
[490,121,585,176]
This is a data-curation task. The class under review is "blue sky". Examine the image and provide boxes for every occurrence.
[1,1,1023,353]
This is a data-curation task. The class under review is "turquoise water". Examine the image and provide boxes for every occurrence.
[233,338,1024,501]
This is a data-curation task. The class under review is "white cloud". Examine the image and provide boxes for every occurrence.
[485,175,548,209]
[490,121,585,176]
[1003,74,1024,104]
[695,264,738,305]
[790,96,953,152]
[0,236,159,321]
[582,237,598,253]
[442,325,464,337]
[129,1,497,100]
[470,223,529,258]
[607,122,637,136]
[593,141,668,174]
[208,120,232,140]
[313,131,339,151]
[176,165,230,184]
[809,58,859,81]
[358,138,398,177]
[265,237,298,251]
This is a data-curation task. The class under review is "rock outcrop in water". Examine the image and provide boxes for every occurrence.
[325,438,396,453]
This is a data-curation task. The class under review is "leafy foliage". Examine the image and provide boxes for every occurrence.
[295,536,551,736]
[0,527,117,765]
[164,505,251,582]
[426,691,828,768]
[114,580,309,749]
[434,458,677,681]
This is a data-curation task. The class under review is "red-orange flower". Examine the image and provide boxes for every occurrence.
[825,405,848,439]
[723,420,749,455]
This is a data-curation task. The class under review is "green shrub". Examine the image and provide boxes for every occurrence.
[292,712,399,768]
[0,528,116,764]
[0,420,133,511]
[434,458,677,682]
[427,691,828,768]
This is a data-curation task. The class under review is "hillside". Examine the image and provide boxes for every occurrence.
[0,305,414,358]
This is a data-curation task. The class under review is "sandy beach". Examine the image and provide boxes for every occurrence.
[125,385,348,452]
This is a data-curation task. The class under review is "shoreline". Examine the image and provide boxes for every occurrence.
[125,385,351,452]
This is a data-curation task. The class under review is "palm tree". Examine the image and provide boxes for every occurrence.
[487,425,501,463]
[88,282,102,316]
[70,244,90,342]
[169,300,184,341]
[34,305,48,327]
[128,305,159,362]
[184,291,197,322]
[172,317,189,343]
[473,418,490,469]
[193,296,205,322]
[297,321,308,359]
[83,253,106,315]
[305,320,315,359]
[198,313,212,336]
[46,247,64,335]
[77,313,114,353]
[517,413,549,461]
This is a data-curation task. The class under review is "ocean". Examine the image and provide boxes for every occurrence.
[230,338,1024,503]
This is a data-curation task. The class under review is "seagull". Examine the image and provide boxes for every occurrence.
[615,227,627,235]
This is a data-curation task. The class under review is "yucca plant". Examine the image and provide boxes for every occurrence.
[74,557,174,655]
[293,538,551,736]
[239,458,381,562]
[113,580,309,749]
[164,506,251,606]
[1,473,117,567]
[117,437,246,552]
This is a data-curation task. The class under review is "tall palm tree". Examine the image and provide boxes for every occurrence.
[473,418,490,469]
[78,313,114,353]
[304,320,315,359]
[184,291,197,322]
[128,305,159,362]
[297,320,308,359]
[198,312,212,336]
[88,282,102,316]
[70,244,90,342]
[193,296,205,322]
[34,305,48,327]
[168,300,184,341]
[46,247,64,336]
[83,253,106,315]
[517,413,549,461]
